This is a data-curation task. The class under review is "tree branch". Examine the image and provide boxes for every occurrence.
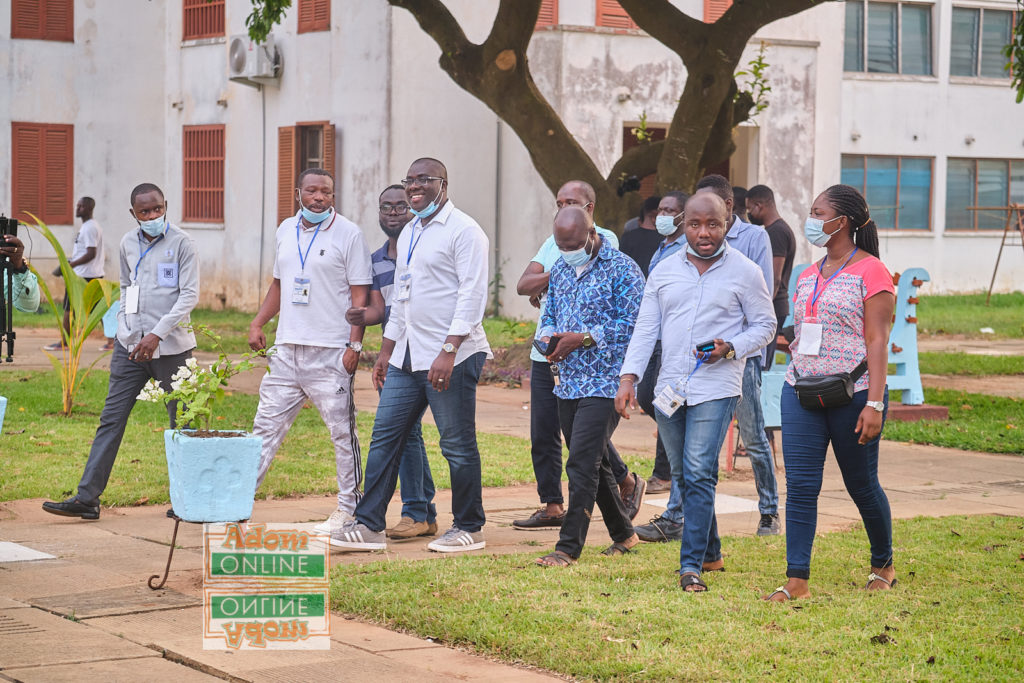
[616,0,705,64]
[388,0,474,56]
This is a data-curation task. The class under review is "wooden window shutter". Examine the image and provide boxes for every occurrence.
[11,122,73,225]
[11,123,43,223]
[298,0,330,33]
[278,126,298,223]
[536,0,558,28]
[321,123,335,188]
[704,0,733,23]
[43,125,74,224]
[183,125,225,223]
[12,0,73,41]
[183,0,225,41]
[596,0,637,30]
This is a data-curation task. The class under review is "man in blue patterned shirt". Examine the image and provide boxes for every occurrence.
[534,206,644,567]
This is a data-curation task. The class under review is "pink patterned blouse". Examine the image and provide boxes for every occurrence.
[786,255,895,392]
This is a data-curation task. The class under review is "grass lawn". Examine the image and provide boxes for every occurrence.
[916,292,1024,338]
[884,389,1024,454]
[0,370,652,505]
[330,515,1023,681]
[917,352,1024,376]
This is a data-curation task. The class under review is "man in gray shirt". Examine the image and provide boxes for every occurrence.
[43,183,199,520]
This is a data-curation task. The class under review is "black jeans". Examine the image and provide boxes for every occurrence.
[635,341,671,480]
[555,397,634,559]
[530,361,629,504]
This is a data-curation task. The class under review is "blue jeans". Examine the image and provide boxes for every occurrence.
[356,352,486,533]
[736,357,779,515]
[656,396,738,576]
[378,387,436,524]
[781,384,892,579]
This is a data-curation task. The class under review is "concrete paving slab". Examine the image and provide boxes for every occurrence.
[0,596,28,608]
[328,617,443,653]
[0,541,56,562]
[0,562,138,602]
[378,646,562,682]
[31,583,199,619]
[3,657,223,682]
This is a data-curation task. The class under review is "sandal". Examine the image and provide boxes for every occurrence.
[679,573,707,592]
[865,572,898,590]
[702,559,725,572]
[765,586,793,601]
[601,542,634,556]
[536,550,576,567]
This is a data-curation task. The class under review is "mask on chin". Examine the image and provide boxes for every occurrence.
[686,241,726,260]
[299,199,333,225]
[560,236,593,267]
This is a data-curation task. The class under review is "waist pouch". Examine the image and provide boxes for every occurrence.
[792,360,867,409]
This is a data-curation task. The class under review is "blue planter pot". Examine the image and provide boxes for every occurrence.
[0,396,7,435]
[164,430,262,523]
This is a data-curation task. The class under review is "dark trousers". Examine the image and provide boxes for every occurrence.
[77,341,189,505]
[554,397,634,559]
[635,341,671,480]
[530,361,628,504]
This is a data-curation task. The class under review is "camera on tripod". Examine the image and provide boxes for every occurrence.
[1,214,20,361]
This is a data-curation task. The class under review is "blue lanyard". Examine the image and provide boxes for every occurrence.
[687,354,707,383]
[296,215,329,272]
[405,220,425,265]
[809,247,858,316]
[134,226,167,282]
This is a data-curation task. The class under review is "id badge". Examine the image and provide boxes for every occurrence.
[125,284,140,315]
[395,272,412,302]
[292,277,311,305]
[157,262,178,287]
[653,383,686,417]
[550,363,561,387]
[799,318,823,356]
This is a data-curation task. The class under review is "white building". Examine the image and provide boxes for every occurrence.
[3,0,1021,320]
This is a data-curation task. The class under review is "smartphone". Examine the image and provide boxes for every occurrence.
[533,334,563,357]
[695,339,716,354]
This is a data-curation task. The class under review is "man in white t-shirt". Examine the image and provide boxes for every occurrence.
[248,168,373,534]
[45,197,105,350]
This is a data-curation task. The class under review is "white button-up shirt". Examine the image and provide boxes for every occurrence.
[384,201,492,370]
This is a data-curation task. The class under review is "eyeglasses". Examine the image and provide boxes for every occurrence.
[553,201,593,218]
[379,203,410,214]
[400,175,444,187]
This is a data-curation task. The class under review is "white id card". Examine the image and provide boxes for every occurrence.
[395,272,412,302]
[292,277,311,305]
[125,284,140,315]
[799,319,823,356]
[653,383,686,417]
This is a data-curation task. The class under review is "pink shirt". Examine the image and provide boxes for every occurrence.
[785,255,894,392]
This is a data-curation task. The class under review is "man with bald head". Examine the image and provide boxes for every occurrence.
[618,193,775,590]
[533,206,644,567]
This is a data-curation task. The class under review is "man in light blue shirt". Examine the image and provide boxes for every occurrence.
[617,192,776,591]
[514,180,645,529]
[1,233,40,315]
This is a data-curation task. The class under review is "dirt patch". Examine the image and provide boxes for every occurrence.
[921,374,1024,399]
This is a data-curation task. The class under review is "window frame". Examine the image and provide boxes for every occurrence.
[840,154,934,231]
[945,157,1024,231]
[183,0,225,42]
[11,0,74,42]
[843,0,935,76]
[277,122,336,223]
[182,125,226,224]
[949,5,1017,80]
[11,122,75,226]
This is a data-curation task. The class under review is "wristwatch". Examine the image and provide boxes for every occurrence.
[581,332,594,348]
[724,342,736,360]
[346,341,362,353]
[442,342,457,354]
[866,400,885,413]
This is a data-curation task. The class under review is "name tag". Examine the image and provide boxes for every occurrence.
[292,277,311,305]
[125,284,140,315]
[395,272,412,302]
[653,383,686,417]
[799,318,823,357]
[157,262,178,287]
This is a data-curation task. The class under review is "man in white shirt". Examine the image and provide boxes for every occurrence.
[332,158,492,553]
[248,168,372,534]
[45,197,105,350]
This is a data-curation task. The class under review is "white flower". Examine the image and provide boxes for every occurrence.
[186,357,199,371]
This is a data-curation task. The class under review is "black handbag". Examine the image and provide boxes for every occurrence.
[792,360,867,409]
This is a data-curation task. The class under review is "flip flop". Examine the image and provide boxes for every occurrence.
[679,573,707,592]
[536,550,576,567]
[765,586,793,601]
[865,572,898,590]
[601,542,634,556]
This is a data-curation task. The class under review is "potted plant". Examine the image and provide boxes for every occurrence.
[138,324,269,522]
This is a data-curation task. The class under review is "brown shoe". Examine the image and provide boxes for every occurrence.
[513,508,565,529]
[387,516,433,539]
[646,476,671,493]
[620,473,647,521]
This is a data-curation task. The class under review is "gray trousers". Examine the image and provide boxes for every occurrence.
[77,341,191,505]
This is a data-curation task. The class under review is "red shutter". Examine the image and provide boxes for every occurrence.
[183,125,225,223]
[12,123,43,223]
[596,0,637,30]
[11,122,73,225]
[43,125,73,224]
[11,0,73,41]
[298,0,330,33]
[536,0,558,28]
[183,0,225,40]
[704,0,733,23]
[12,0,43,39]
[278,126,298,223]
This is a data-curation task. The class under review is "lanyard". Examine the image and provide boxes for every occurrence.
[807,247,858,317]
[134,227,167,283]
[684,354,707,384]
[405,220,425,265]
[296,213,333,272]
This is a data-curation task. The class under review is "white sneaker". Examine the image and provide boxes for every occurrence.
[330,521,387,551]
[313,508,354,535]
[426,526,486,553]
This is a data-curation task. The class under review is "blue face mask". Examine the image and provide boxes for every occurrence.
[133,211,165,238]
[409,184,444,219]
[803,215,843,247]
[299,200,333,225]
[560,236,593,267]
[655,214,678,236]
[686,241,726,260]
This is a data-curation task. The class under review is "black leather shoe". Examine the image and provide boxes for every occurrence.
[513,508,565,529]
[635,515,683,542]
[42,497,100,520]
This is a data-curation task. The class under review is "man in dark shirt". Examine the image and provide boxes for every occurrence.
[619,195,662,278]
[746,184,795,365]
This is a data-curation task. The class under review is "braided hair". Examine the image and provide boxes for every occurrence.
[822,184,880,258]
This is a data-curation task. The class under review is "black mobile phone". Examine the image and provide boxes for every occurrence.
[695,339,716,354]
[533,334,563,357]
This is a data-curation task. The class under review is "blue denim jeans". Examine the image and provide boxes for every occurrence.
[378,387,436,524]
[356,352,486,533]
[656,396,738,575]
[781,383,892,579]
[735,357,778,515]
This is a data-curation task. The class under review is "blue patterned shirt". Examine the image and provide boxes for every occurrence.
[370,240,397,328]
[539,240,644,399]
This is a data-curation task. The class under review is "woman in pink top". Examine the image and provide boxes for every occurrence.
[765,185,897,603]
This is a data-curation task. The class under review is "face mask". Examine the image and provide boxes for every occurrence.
[299,199,333,225]
[655,215,678,236]
[803,215,843,247]
[133,210,166,238]
[686,241,726,260]
[560,236,593,267]
[409,184,444,219]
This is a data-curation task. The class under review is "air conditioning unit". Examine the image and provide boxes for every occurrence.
[228,33,282,87]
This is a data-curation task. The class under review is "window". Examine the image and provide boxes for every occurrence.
[11,0,73,42]
[11,123,74,225]
[844,1,932,75]
[277,123,336,223]
[182,125,225,223]
[536,0,558,28]
[946,159,1024,230]
[183,0,225,41]
[704,1,733,23]
[596,1,637,30]
[841,155,932,230]
[950,7,1015,78]
[298,0,330,34]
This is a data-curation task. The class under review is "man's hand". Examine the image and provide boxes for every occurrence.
[129,333,161,362]
[615,378,639,419]
[529,294,542,309]
[855,407,883,444]
[345,307,368,326]
[372,350,391,390]
[248,323,267,351]
[342,347,359,375]
[1,235,26,270]
[697,339,731,365]
[545,332,585,363]
[428,351,456,392]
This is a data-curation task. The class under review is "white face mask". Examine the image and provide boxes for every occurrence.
[803,215,843,247]
[655,215,678,236]
[560,235,593,267]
